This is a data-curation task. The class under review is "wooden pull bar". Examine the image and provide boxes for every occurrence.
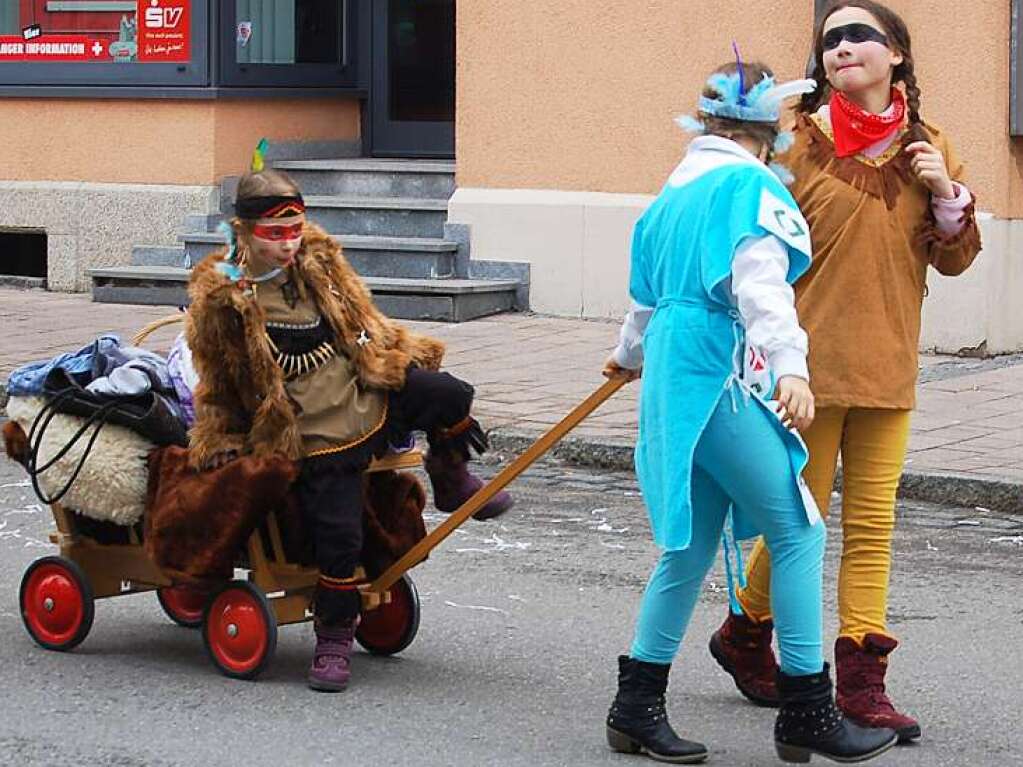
[368,375,629,594]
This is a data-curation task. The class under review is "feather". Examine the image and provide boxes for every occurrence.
[760,78,817,106]
[251,137,269,172]
[215,220,237,264]
[768,162,796,186]
[706,72,741,102]
[214,261,244,282]
[773,130,796,154]
[674,115,707,134]
[732,40,745,99]
[745,74,775,105]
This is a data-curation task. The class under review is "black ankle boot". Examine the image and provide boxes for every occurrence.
[775,664,898,764]
[606,655,708,764]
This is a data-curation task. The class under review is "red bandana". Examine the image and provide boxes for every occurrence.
[829,88,906,158]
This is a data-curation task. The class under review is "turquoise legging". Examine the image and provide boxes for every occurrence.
[630,394,826,675]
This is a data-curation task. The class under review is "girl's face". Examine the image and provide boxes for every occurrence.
[821,7,902,97]
[246,213,305,270]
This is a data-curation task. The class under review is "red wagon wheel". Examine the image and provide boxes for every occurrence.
[202,580,277,680]
[157,586,208,628]
[356,573,421,656]
[20,556,95,651]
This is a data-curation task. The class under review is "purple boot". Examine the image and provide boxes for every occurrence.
[425,450,513,521]
[308,621,355,692]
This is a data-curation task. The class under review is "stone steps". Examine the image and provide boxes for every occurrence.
[92,157,526,322]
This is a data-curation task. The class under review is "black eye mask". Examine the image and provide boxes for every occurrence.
[822,22,889,51]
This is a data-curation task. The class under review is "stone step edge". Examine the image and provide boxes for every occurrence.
[273,158,455,174]
[302,195,449,211]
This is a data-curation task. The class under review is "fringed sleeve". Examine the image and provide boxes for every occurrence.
[185,264,252,468]
[915,135,983,276]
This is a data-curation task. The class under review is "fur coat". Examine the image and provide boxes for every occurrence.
[186,222,445,467]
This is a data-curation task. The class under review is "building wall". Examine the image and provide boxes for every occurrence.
[456,0,812,196]
[452,0,1023,352]
[0,97,361,289]
[0,98,360,186]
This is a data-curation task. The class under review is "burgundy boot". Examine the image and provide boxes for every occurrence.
[424,450,513,521]
[308,621,355,692]
[835,634,921,743]
[709,611,781,707]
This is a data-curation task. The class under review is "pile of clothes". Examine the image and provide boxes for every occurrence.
[3,333,197,526]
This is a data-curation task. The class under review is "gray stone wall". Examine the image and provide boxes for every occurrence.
[0,181,218,291]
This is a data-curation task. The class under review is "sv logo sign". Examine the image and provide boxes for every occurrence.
[145,4,185,29]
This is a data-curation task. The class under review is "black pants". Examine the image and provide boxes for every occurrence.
[298,368,475,624]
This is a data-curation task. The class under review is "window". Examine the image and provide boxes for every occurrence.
[0,229,47,280]
[219,0,359,88]
[0,0,208,86]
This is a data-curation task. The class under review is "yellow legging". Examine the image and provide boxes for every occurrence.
[735,407,911,642]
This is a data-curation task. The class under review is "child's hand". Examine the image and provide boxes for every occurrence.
[204,449,238,470]
[774,376,815,432]
[906,141,956,200]
[602,357,642,382]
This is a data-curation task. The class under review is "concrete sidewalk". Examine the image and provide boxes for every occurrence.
[2,287,1021,510]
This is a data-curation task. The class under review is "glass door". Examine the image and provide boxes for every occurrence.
[371,0,455,158]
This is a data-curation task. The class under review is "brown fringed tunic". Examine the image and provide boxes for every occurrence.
[785,113,982,409]
[253,272,388,457]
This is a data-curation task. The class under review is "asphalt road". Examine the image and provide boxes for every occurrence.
[1,453,1021,767]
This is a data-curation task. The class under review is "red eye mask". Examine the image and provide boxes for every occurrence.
[252,223,304,241]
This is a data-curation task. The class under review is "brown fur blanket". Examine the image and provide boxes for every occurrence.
[144,446,299,585]
[144,446,427,586]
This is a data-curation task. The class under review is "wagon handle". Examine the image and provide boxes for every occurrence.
[131,314,185,346]
[368,374,630,594]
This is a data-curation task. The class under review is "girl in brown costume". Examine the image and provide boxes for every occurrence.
[710,0,981,742]
[186,167,512,691]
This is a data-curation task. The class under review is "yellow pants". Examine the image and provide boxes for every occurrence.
[736,407,911,643]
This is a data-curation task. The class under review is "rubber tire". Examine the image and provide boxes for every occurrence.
[157,586,208,629]
[20,556,95,651]
[355,573,421,656]
[202,580,277,680]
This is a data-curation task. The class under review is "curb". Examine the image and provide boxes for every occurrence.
[488,428,1023,514]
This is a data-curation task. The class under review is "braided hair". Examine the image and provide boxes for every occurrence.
[800,0,929,143]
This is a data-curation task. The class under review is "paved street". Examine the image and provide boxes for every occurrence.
[1,454,1020,767]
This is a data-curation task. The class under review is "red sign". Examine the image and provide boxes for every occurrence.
[0,35,107,62]
[136,0,190,63]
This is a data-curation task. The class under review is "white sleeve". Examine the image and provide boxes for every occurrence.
[731,235,809,382]
[611,299,654,370]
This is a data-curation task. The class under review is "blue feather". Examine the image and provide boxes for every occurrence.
[215,261,244,282]
[215,220,237,264]
[675,115,707,134]
[768,162,796,186]
[773,131,796,154]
